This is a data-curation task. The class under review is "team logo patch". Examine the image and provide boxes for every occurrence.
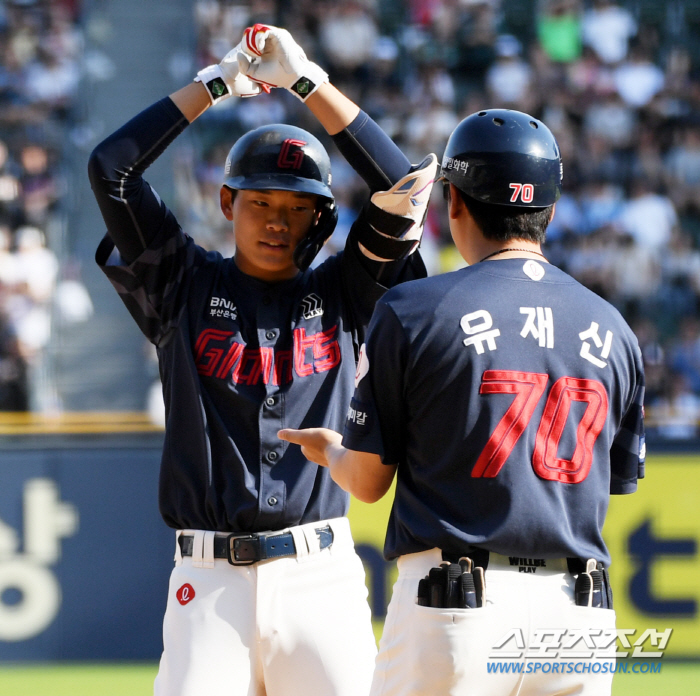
[301,293,323,319]
[210,296,238,320]
[355,343,369,387]
[291,77,315,98]
[176,583,195,606]
[206,77,228,99]
[523,260,545,281]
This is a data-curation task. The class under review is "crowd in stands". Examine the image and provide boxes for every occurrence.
[2,0,700,442]
[0,0,84,411]
[178,0,700,441]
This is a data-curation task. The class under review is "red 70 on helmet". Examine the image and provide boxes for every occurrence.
[509,183,534,204]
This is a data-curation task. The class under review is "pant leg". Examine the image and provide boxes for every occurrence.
[154,536,262,696]
[259,522,377,696]
[370,549,517,696]
[371,550,616,696]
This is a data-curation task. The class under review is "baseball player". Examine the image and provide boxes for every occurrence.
[88,24,437,696]
[280,109,646,696]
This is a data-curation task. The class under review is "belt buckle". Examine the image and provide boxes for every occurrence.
[226,534,259,566]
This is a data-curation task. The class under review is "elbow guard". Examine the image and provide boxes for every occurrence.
[355,154,438,261]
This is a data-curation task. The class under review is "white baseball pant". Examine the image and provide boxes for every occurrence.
[154,517,377,696]
[371,548,617,696]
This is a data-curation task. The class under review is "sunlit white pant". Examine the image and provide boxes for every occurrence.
[371,548,616,696]
[154,517,376,696]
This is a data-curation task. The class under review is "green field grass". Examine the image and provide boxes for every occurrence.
[0,661,697,695]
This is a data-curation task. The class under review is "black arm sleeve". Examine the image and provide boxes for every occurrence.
[87,97,189,263]
[333,111,427,285]
[331,110,411,193]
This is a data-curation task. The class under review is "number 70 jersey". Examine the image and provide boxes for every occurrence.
[343,259,645,564]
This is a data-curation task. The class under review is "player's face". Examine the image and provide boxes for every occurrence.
[222,188,319,282]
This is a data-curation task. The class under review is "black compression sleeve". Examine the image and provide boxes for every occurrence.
[331,110,411,193]
[88,97,189,263]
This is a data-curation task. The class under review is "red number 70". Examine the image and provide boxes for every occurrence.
[472,370,608,483]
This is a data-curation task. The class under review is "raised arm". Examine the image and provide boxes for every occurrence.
[88,44,262,263]
[238,24,415,191]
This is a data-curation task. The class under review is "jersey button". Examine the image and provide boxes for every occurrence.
[266,451,278,462]
[267,496,278,506]
[262,296,272,306]
[265,330,276,340]
[265,397,276,407]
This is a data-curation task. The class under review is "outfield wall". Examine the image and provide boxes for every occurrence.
[0,423,697,661]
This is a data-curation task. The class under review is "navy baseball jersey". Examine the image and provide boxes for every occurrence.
[90,98,425,533]
[343,258,645,565]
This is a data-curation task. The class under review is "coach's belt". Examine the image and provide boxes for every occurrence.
[441,549,588,575]
[179,526,334,565]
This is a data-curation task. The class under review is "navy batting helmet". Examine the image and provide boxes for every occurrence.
[223,124,337,271]
[441,109,562,207]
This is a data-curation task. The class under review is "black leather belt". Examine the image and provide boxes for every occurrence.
[179,526,334,565]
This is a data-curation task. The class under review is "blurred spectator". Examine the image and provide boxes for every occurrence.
[0,311,28,411]
[318,1,379,83]
[19,142,61,227]
[668,317,700,395]
[581,0,637,65]
[451,0,499,92]
[0,139,21,225]
[583,93,637,149]
[664,126,700,215]
[616,177,678,252]
[53,260,94,326]
[9,225,58,360]
[566,47,616,99]
[544,191,584,242]
[0,223,16,288]
[485,34,535,110]
[536,0,582,64]
[656,229,700,329]
[23,45,79,115]
[630,125,665,188]
[576,181,625,235]
[613,44,665,108]
[631,317,665,403]
[649,372,700,441]
[606,231,661,318]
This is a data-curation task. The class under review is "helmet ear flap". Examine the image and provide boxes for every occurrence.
[293,200,338,272]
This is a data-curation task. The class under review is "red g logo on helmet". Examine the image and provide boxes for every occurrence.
[277,139,306,170]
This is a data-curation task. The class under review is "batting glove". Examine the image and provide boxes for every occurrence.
[356,154,439,262]
[238,24,329,102]
[195,42,268,104]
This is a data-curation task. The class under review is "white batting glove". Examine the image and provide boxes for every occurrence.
[238,24,329,101]
[195,42,268,104]
[358,154,439,262]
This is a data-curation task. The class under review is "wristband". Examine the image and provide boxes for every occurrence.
[194,64,231,104]
[288,64,328,101]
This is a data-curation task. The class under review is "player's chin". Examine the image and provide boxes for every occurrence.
[258,240,291,256]
[252,245,298,276]
[256,241,295,267]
